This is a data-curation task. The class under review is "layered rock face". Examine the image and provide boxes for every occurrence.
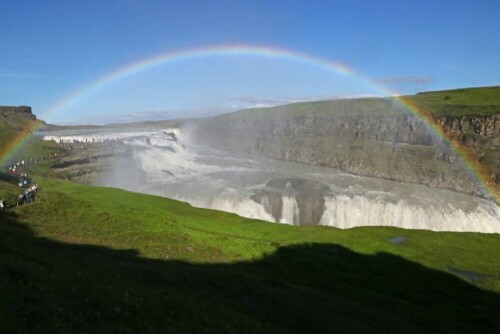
[0,106,36,119]
[188,99,499,197]
[436,115,500,148]
[435,115,500,186]
[48,142,130,184]
[0,105,40,134]
[437,115,499,139]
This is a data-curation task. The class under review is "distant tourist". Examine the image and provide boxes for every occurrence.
[23,189,29,204]
[0,199,4,211]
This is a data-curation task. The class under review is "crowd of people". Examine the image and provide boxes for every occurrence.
[56,137,122,151]
[19,182,38,205]
[2,157,40,210]
[7,158,37,176]
[57,137,118,144]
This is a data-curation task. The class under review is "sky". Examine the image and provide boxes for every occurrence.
[1,0,499,124]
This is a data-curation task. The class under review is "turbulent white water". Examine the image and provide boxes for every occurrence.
[281,183,300,225]
[41,127,500,233]
[319,195,500,233]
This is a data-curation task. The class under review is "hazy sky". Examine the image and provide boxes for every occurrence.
[1,0,499,124]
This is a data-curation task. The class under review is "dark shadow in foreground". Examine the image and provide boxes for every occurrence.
[1,212,499,333]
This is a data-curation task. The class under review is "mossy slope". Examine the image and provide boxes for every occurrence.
[0,176,499,332]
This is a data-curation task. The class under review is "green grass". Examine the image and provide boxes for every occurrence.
[1,174,500,332]
[413,86,500,106]
[0,111,61,177]
[400,86,500,116]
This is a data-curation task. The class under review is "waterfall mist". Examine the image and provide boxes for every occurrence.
[41,117,500,234]
[65,125,498,233]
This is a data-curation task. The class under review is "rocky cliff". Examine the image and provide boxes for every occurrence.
[187,97,500,199]
[0,106,42,139]
[0,106,35,119]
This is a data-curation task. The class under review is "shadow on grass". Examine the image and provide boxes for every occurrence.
[1,211,499,333]
[0,171,20,185]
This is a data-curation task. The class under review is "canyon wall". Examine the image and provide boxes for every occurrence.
[188,98,500,197]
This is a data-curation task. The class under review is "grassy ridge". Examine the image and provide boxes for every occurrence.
[409,86,500,116]
[413,86,500,105]
[1,175,500,332]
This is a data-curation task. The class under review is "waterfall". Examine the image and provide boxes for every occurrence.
[280,195,300,225]
[280,182,300,225]
[45,126,500,233]
[319,195,500,233]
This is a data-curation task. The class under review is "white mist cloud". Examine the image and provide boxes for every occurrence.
[375,76,433,84]
[51,108,232,125]
[229,93,380,109]
[52,93,382,125]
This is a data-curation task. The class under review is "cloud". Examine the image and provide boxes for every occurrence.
[53,110,177,125]
[229,93,380,109]
[51,108,230,125]
[374,76,433,84]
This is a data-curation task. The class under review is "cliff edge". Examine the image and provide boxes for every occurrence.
[187,87,500,200]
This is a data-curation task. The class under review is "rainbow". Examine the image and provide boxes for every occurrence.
[1,44,497,200]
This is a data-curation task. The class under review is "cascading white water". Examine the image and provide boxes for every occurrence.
[319,195,500,233]
[280,196,300,225]
[280,183,300,225]
[41,127,500,233]
[177,194,275,222]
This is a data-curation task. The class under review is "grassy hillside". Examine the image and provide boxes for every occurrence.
[408,86,500,116]
[414,86,500,105]
[0,110,59,171]
[0,174,500,332]
[0,110,60,200]
[1,98,500,332]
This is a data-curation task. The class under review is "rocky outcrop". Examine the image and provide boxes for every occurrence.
[436,115,499,140]
[251,190,283,222]
[251,178,330,225]
[435,115,500,187]
[435,114,500,155]
[49,142,129,184]
[188,98,499,198]
[0,106,36,119]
